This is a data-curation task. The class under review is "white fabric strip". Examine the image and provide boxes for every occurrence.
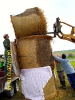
[20,66,53,100]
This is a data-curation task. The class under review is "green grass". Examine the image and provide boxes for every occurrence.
[70,61,75,68]
[54,49,75,55]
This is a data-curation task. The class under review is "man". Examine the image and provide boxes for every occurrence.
[53,54,75,91]
[55,54,66,89]
[3,34,10,74]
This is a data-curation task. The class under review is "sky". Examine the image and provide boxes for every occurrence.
[0,0,75,54]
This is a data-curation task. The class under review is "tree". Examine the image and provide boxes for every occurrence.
[68,54,73,57]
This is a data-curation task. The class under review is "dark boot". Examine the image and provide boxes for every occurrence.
[62,81,66,89]
[60,80,66,89]
[60,80,63,85]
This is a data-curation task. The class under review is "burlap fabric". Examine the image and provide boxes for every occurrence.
[11,7,47,39]
[16,35,54,69]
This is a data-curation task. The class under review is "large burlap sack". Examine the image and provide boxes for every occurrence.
[11,7,47,39]
[16,35,54,69]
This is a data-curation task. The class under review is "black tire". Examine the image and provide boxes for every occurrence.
[14,79,19,93]
[5,83,14,98]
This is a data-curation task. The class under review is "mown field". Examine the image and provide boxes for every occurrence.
[1,50,75,100]
[53,49,75,55]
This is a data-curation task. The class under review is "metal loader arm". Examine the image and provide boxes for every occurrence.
[53,17,75,43]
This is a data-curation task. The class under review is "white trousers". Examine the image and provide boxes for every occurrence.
[20,66,52,100]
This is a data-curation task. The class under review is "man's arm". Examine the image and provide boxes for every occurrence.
[53,55,64,63]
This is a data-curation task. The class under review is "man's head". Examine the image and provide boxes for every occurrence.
[62,54,66,59]
[3,34,9,39]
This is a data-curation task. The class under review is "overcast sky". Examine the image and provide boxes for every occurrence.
[0,0,75,54]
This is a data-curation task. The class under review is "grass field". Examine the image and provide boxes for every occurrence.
[71,61,75,68]
[53,49,75,55]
